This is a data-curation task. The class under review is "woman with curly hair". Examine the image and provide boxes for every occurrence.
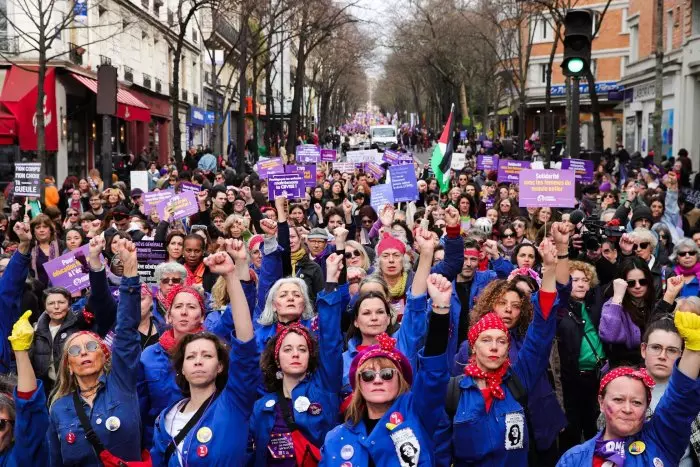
[448,225,569,466]
[249,254,344,466]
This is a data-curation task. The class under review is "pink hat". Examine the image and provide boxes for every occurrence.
[348,333,412,390]
[376,232,406,256]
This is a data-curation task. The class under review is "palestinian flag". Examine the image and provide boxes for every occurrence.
[431,104,455,193]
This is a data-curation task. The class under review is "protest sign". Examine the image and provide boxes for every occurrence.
[383,149,400,164]
[371,184,395,212]
[389,164,419,203]
[269,173,304,200]
[682,188,700,206]
[296,144,320,163]
[143,190,174,215]
[347,149,381,164]
[256,158,285,177]
[320,149,337,162]
[561,158,594,183]
[156,191,199,221]
[477,155,499,171]
[497,160,530,183]
[364,162,385,179]
[482,140,493,149]
[398,153,414,164]
[130,171,149,193]
[451,153,466,171]
[14,162,42,197]
[518,169,576,208]
[136,241,167,284]
[285,165,316,190]
[460,130,467,140]
[333,162,358,173]
[180,182,201,193]
[43,245,94,293]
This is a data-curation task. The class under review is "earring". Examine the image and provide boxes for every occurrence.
[276,370,283,380]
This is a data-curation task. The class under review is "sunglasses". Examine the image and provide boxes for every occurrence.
[160,277,182,284]
[67,340,100,357]
[344,250,361,259]
[678,251,695,257]
[627,278,649,288]
[632,242,650,251]
[501,232,516,239]
[0,419,12,432]
[359,368,397,383]
[68,212,78,217]
[361,219,372,224]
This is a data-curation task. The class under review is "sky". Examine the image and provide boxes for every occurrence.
[349,0,391,79]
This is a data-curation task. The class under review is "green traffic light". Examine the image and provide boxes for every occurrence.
[566,58,585,74]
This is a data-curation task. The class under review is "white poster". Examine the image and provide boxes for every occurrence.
[130,171,149,193]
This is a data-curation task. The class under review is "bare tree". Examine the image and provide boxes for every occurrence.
[652,0,663,158]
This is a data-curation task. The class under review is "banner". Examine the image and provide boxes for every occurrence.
[14,162,42,197]
[42,245,94,293]
[268,173,304,200]
[143,190,174,215]
[333,162,358,173]
[347,149,381,164]
[320,149,337,162]
[256,158,285,177]
[370,184,395,212]
[389,164,419,203]
[136,241,167,284]
[561,158,594,183]
[156,191,199,221]
[477,155,499,171]
[285,165,316,190]
[296,144,320,163]
[130,171,149,193]
[497,160,530,183]
[518,169,576,208]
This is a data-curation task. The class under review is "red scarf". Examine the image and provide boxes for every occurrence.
[158,327,204,353]
[185,262,205,286]
[464,356,510,412]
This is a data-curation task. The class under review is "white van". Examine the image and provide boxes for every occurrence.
[369,125,397,150]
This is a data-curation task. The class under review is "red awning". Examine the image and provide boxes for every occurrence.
[71,73,151,122]
[0,106,16,145]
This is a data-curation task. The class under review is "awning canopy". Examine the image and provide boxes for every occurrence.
[71,73,151,122]
[0,106,17,145]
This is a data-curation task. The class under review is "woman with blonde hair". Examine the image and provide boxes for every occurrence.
[47,239,150,466]
[223,213,250,241]
[344,239,371,271]
[320,273,454,466]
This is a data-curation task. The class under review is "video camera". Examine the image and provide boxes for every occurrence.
[580,219,626,251]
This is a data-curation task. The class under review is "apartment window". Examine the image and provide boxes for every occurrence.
[667,10,674,51]
[694,0,700,35]
[629,23,639,62]
[532,16,551,43]
[621,8,629,33]
[620,55,629,77]
[590,59,597,79]
[540,64,547,85]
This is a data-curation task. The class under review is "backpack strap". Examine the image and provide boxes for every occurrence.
[72,391,105,454]
[164,391,218,464]
[445,375,464,419]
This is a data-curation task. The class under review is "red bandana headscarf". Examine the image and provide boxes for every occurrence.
[159,285,206,353]
[274,322,314,362]
[464,312,511,411]
[599,367,656,403]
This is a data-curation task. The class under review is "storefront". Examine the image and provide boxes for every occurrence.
[128,89,171,165]
[187,106,206,148]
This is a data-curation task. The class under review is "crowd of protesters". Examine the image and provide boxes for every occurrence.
[0,140,699,467]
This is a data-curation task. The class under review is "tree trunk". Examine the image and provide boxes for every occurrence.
[459,80,468,127]
[286,37,307,154]
[319,89,332,132]
[171,43,184,163]
[652,0,664,159]
[265,58,274,152]
[36,48,46,162]
[585,68,604,152]
[543,23,560,163]
[237,16,248,173]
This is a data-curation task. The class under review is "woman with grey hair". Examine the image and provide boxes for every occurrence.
[669,238,700,297]
[152,261,188,328]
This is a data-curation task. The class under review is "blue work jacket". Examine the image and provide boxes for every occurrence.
[557,364,700,467]
[320,349,450,466]
[0,251,30,373]
[150,337,260,466]
[48,276,143,466]
[249,287,344,466]
[0,381,49,467]
[451,291,557,466]
[341,292,429,397]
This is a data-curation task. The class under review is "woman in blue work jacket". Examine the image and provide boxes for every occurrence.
[320,272,453,466]
[150,245,259,465]
[249,253,345,466]
[449,237,559,466]
[47,239,148,466]
[341,228,437,398]
[138,239,256,448]
[557,310,700,467]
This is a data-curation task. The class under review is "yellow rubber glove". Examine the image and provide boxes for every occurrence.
[675,311,700,351]
[8,311,34,351]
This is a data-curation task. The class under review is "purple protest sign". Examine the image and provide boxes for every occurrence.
[389,164,419,202]
[383,149,400,164]
[477,155,500,171]
[296,144,320,163]
[143,190,174,215]
[256,158,285,177]
[519,169,576,208]
[497,160,531,183]
[156,191,199,221]
[561,158,594,183]
[269,173,304,200]
[397,154,414,165]
[364,162,385,179]
[320,149,337,162]
[42,244,93,293]
[136,241,167,284]
[370,184,395,212]
[180,182,201,193]
[482,140,493,149]
[285,165,316,190]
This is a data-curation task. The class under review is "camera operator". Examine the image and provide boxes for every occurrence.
[568,209,624,288]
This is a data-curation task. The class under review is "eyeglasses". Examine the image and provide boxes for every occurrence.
[325,206,334,210]
[632,242,650,251]
[160,277,182,285]
[501,232,516,239]
[67,340,100,357]
[645,343,681,358]
[344,250,361,259]
[678,251,695,257]
[626,278,649,288]
[513,222,525,228]
[0,419,13,432]
[359,368,397,383]
[361,219,372,225]
[68,212,78,217]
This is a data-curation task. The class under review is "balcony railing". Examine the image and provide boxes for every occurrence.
[68,43,83,65]
[0,36,19,54]
[124,66,134,82]
[100,55,111,65]
[143,73,151,89]
[155,79,162,93]
[214,17,238,47]
[181,88,188,102]
[193,93,199,105]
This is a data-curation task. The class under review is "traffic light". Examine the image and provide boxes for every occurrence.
[562,10,593,77]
